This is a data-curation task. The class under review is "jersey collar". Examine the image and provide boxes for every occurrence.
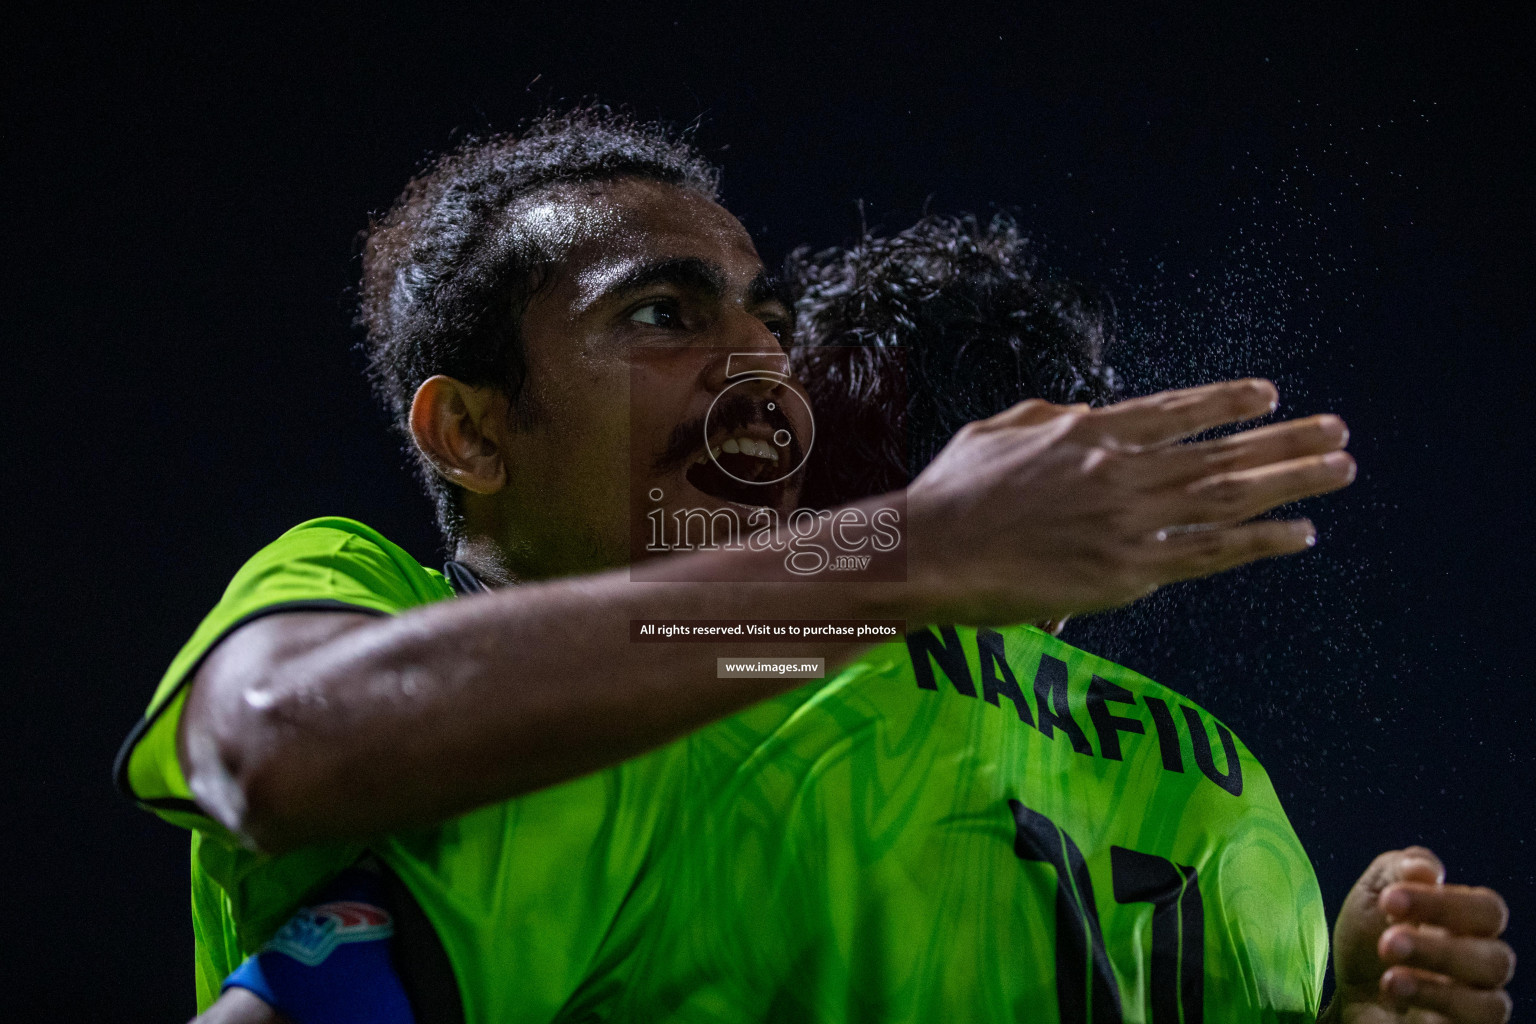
[443,560,491,597]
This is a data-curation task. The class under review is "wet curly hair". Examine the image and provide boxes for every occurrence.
[789,215,1120,509]
[357,106,720,543]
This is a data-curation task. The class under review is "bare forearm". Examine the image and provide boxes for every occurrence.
[187,383,1357,852]
[193,533,911,851]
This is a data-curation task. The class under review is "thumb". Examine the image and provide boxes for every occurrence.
[1335,847,1445,989]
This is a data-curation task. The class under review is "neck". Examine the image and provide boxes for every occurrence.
[452,535,519,588]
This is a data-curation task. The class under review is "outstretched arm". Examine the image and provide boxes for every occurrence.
[181,380,1354,853]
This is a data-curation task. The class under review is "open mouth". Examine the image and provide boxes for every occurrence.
[686,432,791,507]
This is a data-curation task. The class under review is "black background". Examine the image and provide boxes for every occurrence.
[6,3,1533,1017]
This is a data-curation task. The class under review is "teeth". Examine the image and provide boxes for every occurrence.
[697,436,784,466]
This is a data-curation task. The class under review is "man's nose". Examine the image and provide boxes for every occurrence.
[700,314,790,394]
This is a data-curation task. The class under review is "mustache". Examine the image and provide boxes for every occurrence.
[653,392,805,474]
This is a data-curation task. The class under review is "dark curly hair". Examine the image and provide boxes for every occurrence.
[358,106,721,543]
[789,215,1120,509]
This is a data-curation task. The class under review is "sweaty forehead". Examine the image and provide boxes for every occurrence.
[515,178,764,303]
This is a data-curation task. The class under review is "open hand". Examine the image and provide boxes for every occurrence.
[906,378,1355,624]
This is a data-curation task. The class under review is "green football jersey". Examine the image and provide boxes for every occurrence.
[119,518,1328,1022]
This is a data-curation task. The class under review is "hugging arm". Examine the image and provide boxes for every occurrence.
[180,380,1352,853]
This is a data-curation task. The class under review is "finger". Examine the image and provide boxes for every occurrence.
[1354,847,1446,905]
[1380,924,1517,988]
[1382,968,1512,1024]
[1381,883,1510,937]
[1145,518,1316,582]
[1394,848,1448,886]
[1160,451,1356,526]
[1086,379,1278,447]
[1143,414,1349,486]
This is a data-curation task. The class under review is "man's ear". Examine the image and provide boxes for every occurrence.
[408,375,509,495]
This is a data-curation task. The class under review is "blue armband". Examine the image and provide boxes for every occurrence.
[223,866,416,1024]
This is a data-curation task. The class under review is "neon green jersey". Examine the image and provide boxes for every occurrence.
[118,518,1328,1022]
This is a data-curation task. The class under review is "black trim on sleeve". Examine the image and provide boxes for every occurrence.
[442,560,490,596]
[112,598,390,806]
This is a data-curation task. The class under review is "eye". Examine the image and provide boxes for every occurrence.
[629,301,681,328]
[761,316,791,346]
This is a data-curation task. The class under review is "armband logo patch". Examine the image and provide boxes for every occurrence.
[261,900,395,967]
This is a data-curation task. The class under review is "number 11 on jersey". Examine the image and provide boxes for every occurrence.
[1010,800,1205,1024]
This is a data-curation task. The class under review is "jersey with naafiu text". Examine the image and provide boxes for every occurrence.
[623,624,1329,1023]
[118,518,1327,1023]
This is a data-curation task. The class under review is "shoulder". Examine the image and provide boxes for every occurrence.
[115,517,452,815]
[220,516,453,615]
